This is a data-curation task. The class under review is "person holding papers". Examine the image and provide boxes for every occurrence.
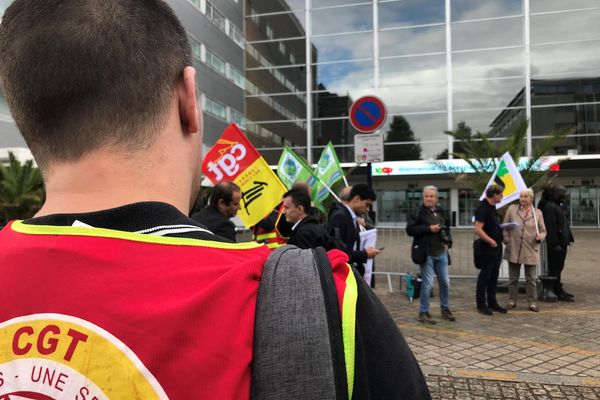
[328,184,381,275]
[503,189,547,312]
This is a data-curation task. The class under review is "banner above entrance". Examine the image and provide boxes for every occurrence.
[371,157,562,177]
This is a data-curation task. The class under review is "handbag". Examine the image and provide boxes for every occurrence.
[411,243,427,265]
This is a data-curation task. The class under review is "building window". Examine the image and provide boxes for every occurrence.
[186,0,201,12]
[265,25,274,40]
[188,36,202,61]
[230,108,246,128]
[206,1,226,33]
[0,90,11,116]
[279,42,286,55]
[228,65,245,89]
[206,48,226,76]
[290,53,296,64]
[205,97,227,121]
[230,24,244,48]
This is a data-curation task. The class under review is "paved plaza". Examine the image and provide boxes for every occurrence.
[375,229,600,399]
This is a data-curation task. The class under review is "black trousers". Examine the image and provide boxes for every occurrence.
[547,246,568,293]
[476,246,503,308]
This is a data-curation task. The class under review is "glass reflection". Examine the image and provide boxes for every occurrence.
[532,101,600,155]
[451,17,523,51]
[381,113,448,159]
[311,4,373,36]
[246,120,307,162]
[314,0,373,8]
[379,25,445,57]
[453,77,525,110]
[246,93,307,121]
[379,84,446,113]
[380,55,446,86]
[453,108,525,138]
[531,40,600,80]
[246,39,307,69]
[531,78,600,107]
[531,10,600,45]
[245,12,306,40]
[530,0,599,14]
[451,0,522,21]
[246,66,307,94]
[313,60,374,92]
[312,32,373,63]
[378,0,445,29]
[452,48,524,81]
[247,0,304,14]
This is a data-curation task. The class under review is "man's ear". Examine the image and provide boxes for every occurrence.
[178,66,200,134]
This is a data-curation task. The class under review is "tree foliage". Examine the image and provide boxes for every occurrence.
[438,118,569,194]
[384,115,422,161]
[0,152,45,222]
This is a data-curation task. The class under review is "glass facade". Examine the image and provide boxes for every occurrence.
[244,0,600,164]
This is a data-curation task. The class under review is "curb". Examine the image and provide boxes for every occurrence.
[422,366,600,387]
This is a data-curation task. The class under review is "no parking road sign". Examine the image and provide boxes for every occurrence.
[349,96,387,133]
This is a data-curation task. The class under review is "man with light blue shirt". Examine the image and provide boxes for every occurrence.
[407,186,454,324]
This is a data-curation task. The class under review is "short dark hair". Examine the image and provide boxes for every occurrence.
[0,0,191,169]
[485,185,504,198]
[350,184,377,201]
[283,188,312,214]
[210,182,240,207]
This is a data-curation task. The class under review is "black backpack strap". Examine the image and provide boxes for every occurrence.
[313,247,349,400]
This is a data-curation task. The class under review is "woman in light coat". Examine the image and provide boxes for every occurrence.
[503,188,547,312]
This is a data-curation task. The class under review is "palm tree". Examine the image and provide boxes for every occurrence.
[0,152,45,222]
[438,118,569,194]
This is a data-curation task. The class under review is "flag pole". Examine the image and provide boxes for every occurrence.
[315,175,341,202]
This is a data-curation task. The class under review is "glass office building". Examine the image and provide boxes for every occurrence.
[244,0,600,226]
[1,0,599,226]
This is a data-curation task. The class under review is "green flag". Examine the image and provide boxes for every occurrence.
[277,147,319,192]
[313,142,345,204]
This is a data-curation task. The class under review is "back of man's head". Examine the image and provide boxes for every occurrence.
[284,188,312,215]
[210,182,240,208]
[339,186,352,202]
[0,0,191,169]
[485,185,503,198]
[350,184,376,201]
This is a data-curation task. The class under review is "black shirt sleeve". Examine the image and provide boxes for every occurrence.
[352,271,432,399]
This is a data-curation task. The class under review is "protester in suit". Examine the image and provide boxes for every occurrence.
[191,181,241,241]
[503,188,547,312]
[283,188,340,251]
[539,185,575,301]
[474,184,506,316]
[327,183,381,275]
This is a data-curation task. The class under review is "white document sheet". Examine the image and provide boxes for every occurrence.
[359,228,377,285]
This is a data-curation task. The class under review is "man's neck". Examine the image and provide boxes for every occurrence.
[37,148,194,217]
[485,197,495,206]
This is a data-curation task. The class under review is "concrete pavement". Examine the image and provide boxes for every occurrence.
[375,229,600,399]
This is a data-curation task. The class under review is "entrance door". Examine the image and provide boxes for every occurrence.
[568,185,599,227]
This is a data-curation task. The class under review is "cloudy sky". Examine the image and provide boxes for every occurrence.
[247,0,599,158]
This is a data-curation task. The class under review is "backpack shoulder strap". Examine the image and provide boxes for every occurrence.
[252,245,346,400]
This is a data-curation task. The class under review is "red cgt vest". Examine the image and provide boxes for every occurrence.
[0,221,272,400]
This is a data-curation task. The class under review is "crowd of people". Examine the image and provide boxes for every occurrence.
[0,0,579,398]
[0,1,431,398]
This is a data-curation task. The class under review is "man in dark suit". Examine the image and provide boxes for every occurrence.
[327,183,381,275]
[191,181,240,241]
[283,188,339,250]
